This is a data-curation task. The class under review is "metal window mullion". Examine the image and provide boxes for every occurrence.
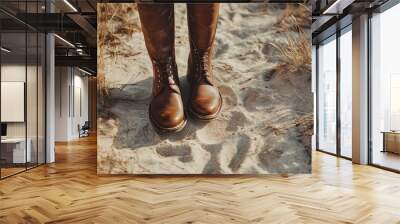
[25,0,28,171]
[36,0,39,167]
[44,3,47,164]
[367,10,373,165]
[336,29,341,157]
[316,44,320,151]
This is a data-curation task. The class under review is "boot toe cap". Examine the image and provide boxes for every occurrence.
[156,110,185,128]
[190,85,222,117]
[150,93,186,130]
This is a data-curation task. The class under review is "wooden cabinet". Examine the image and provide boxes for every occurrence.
[382,132,400,154]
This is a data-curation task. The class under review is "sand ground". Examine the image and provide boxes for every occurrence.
[97,3,312,174]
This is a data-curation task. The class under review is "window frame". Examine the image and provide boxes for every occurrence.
[315,23,353,160]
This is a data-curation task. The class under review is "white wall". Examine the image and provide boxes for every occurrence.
[72,73,89,138]
[54,67,89,141]
[1,64,37,138]
[55,66,69,141]
[1,62,46,164]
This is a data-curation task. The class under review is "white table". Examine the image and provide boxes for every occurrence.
[1,138,31,163]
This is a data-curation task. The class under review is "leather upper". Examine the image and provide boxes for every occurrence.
[187,50,222,118]
[150,58,186,129]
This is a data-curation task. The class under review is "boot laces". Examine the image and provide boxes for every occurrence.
[162,60,176,85]
[194,50,212,82]
[153,57,178,93]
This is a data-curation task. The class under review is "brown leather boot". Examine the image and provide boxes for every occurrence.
[138,4,187,133]
[187,4,222,120]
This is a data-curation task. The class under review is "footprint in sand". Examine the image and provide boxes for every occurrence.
[226,111,250,132]
[228,134,252,172]
[242,87,274,112]
[196,118,229,145]
[156,144,193,163]
[202,144,223,174]
[219,85,238,111]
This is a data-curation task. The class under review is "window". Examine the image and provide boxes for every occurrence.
[370,3,400,171]
[317,35,337,154]
[339,27,352,158]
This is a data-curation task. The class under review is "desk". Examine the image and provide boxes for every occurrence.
[382,131,400,155]
[1,138,31,163]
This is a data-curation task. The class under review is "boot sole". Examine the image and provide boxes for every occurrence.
[188,92,223,121]
[148,105,187,134]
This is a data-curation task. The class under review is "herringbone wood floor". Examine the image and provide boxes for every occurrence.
[1,136,400,224]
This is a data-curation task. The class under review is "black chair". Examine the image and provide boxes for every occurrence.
[79,121,90,138]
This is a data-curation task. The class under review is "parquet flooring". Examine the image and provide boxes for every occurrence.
[1,135,400,223]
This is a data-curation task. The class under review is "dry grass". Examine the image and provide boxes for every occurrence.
[266,113,313,137]
[295,113,314,137]
[274,4,311,32]
[98,4,141,56]
[270,3,311,77]
[97,3,141,98]
[271,27,311,75]
[98,4,139,48]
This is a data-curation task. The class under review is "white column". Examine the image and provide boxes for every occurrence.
[45,0,56,163]
[352,14,369,164]
[46,32,55,163]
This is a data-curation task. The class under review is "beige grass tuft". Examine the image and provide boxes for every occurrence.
[274,4,311,32]
[97,4,140,97]
[271,27,311,75]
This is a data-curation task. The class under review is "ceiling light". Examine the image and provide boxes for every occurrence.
[323,0,355,15]
[1,47,11,53]
[76,49,85,55]
[78,67,93,76]
[54,34,75,48]
[63,0,78,12]
[323,0,341,14]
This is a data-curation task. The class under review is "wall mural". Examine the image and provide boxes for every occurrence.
[97,3,312,174]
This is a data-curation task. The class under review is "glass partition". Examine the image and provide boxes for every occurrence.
[0,1,46,179]
[1,31,28,177]
[27,31,38,169]
[317,35,337,154]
